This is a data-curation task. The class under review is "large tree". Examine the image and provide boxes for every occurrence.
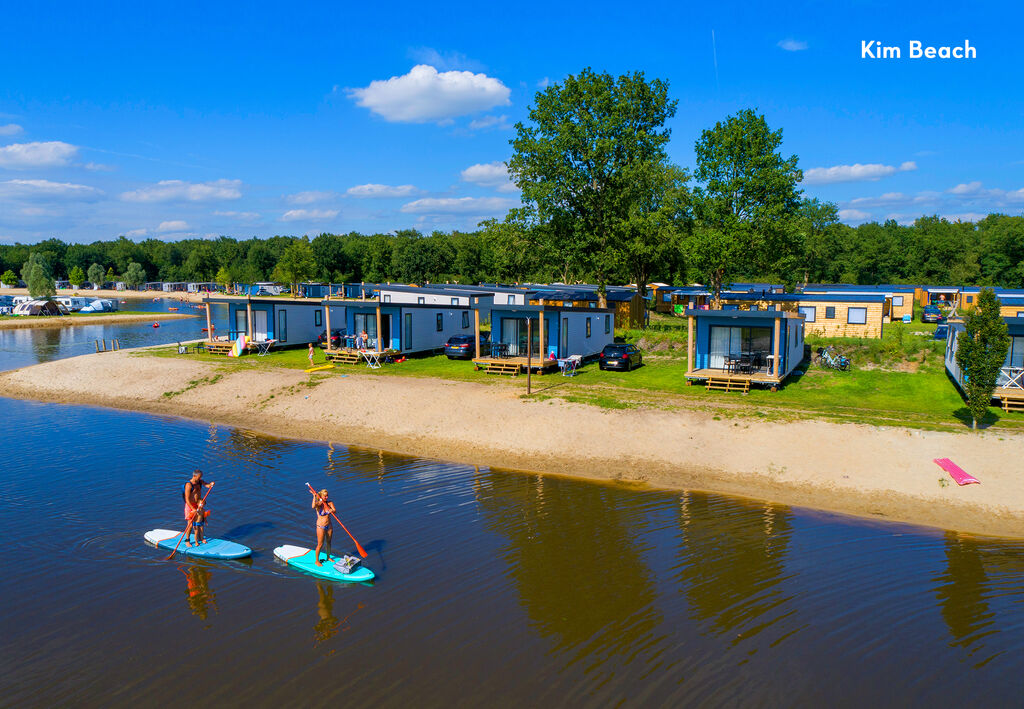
[508,68,677,305]
[87,263,105,288]
[123,261,147,289]
[22,253,55,299]
[955,287,1010,429]
[271,239,316,294]
[68,265,85,287]
[690,109,803,298]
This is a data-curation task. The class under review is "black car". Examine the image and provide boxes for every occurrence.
[921,305,945,323]
[318,329,345,348]
[444,334,488,359]
[599,344,643,371]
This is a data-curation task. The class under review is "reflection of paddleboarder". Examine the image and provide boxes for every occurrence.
[314,582,339,645]
[180,564,217,620]
[312,489,335,566]
[183,469,214,547]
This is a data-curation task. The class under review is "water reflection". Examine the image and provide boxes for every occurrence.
[675,492,793,641]
[314,582,340,646]
[476,471,663,669]
[179,564,217,622]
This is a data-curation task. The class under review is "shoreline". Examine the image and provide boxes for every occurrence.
[2,287,208,303]
[0,312,198,330]
[2,349,1024,538]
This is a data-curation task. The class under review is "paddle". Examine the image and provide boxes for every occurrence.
[165,482,215,560]
[306,482,367,558]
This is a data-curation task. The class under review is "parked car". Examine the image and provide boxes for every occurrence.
[317,329,345,348]
[444,334,488,359]
[922,305,945,323]
[598,343,643,371]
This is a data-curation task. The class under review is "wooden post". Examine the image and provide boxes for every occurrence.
[538,305,545,362]
[375,305,382,352]
[773,316,781,379]
[324,295,332,352]
[205,301,213,341]
[246,297,253,340]
[526,316,532,395]
[474,308,481,359]
[95,340,100,353]
[686,314,695,374]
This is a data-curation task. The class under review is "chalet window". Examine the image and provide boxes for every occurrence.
[766,305,776,311]
[314,309,322,327]
[451,297,459,305]
[605,315,610,334]
[825,306,836,319]
[278,311,287,342]
[383,294,391,303]
[965,295,974,304]
[462,311,470,328]
[798,306,816,322]
[417,296,425,304]
[508,295,515,304]
[586,317,592,337]
[892,295,904,306]
[848,307,867,324]
[436,313,443,331]
[750,304,759,311]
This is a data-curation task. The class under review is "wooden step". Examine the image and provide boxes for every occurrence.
[705,377,749,393]
[1001,395,1024,413]
[325,350,362,365]
[481,362,520,376]
[203,342,234,356]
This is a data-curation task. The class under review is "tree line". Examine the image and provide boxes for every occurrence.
[2,69,1022,295]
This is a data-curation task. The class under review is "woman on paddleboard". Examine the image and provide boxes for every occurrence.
[312,489,335,566]
[183,469,214,547]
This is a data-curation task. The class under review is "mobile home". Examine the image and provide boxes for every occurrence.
[718,292,886,338]
[204,296,345,349]
[333,295,478,355]
[945,317,1024,412]
[684,309,806,391]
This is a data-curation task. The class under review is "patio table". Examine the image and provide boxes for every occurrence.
[254,339,277,356]
[362,350,382,369]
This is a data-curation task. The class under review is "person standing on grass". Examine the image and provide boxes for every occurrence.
[308,342,315,368]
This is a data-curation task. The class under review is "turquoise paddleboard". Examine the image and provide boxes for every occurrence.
[145,529,253,560]
[273,544,375,582]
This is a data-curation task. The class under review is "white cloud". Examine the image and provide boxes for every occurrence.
[946,181,984,196]
[468,114,511,131]
[400,196,517,215]
[460,161,518,193]
[157,220,190,233]
[121,179,242,203]
[845,192,911,208]
[286,190,337,204]
[537,77,551,88]
[0,141,79,169]
[0,124,24,136]
[19,206,59,217]
[0,178,102,200]
[939,212,989,223]
[778,39,808,51]
[348,64,511,123]
[84,162,114,172]
[804,161,917,185]
[838,208,871,222]
[346,183,420,198]
[125,228,148,237]
[214,210,261,221]
[280,209,339,222]
[1005,188,1024,203]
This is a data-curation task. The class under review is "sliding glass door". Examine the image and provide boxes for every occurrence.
[708,326,772,369]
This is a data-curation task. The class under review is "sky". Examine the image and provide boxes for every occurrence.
[1,0,1022,244]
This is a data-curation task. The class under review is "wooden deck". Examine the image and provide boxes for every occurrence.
[324,348,397,365]
[996,386,1024,413]
[472,356,559,376]
[684,367,784,392]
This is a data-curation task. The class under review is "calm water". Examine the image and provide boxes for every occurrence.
[2,307,1024,706]
[0,297,211,370]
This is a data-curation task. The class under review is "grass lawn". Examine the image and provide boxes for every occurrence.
[144,317,1023,433]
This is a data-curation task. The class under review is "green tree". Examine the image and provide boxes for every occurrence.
[508,68,677,305]
[105,266,116,282]
[87,263,105,288]
[271,239,316,295]
[68,265,85,288]
[955,287,1010,429]
[215,266,231,291]
[22,253,55,299]
[691,109,803,297]
[1,269,17,287]
[123,261,147,289]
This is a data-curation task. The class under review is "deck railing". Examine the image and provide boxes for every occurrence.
[999,367,1024,390]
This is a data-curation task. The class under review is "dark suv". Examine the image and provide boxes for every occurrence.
[599,343,643,371]
[317,329,345,348]
[445,334,488,359]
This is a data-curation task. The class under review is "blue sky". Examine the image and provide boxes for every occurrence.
[1,1,1021,243]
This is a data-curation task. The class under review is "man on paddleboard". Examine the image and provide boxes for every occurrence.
[183,469,214,547]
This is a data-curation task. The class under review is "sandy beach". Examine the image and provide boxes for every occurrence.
[2,287,209,303]
[0,312,198,329]
[2,348,1023,537]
